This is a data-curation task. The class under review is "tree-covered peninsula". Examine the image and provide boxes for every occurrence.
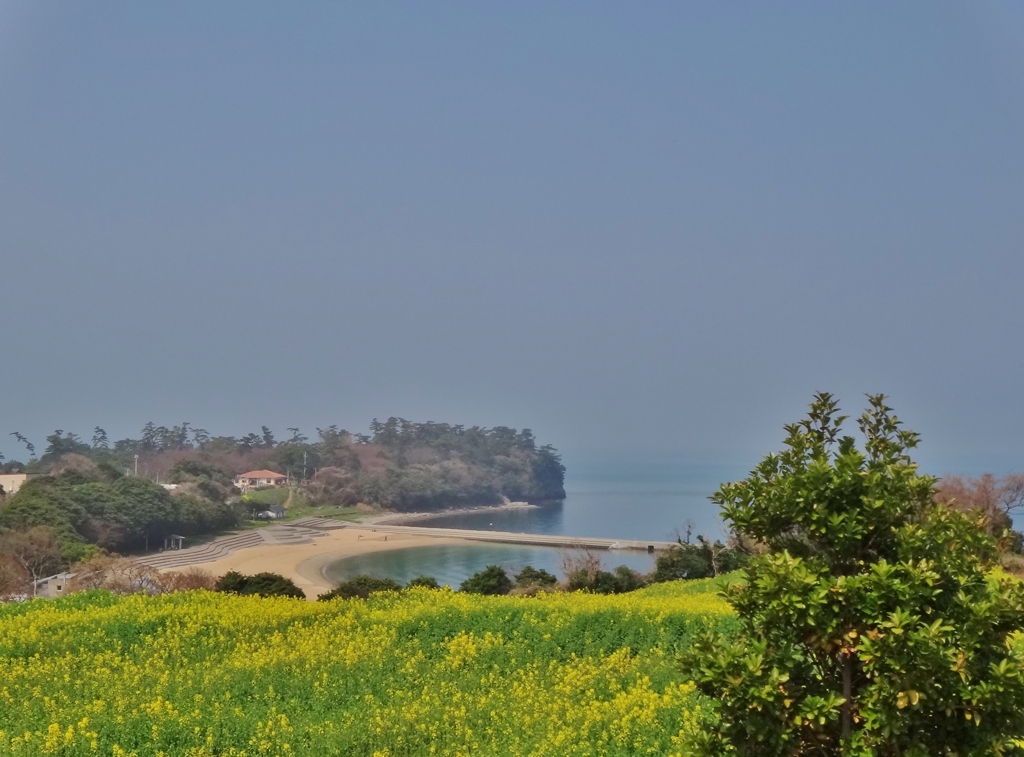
[0,419,566,560]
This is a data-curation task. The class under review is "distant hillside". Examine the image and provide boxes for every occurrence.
[4,418,566,511]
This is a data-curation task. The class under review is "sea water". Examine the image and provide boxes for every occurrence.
[325,459,750,587]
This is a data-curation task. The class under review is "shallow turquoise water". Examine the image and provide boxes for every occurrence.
[324,459,746,586]
[323,542,656,588]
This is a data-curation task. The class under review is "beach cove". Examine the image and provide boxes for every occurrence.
[147,460,738,597]
[177,526,473,599]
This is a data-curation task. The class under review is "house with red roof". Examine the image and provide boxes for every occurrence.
[233,469,287,493]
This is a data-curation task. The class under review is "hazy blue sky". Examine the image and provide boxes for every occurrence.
[2,2,1023,473]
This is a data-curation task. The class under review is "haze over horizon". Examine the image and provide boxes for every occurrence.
[2,2,1023,476]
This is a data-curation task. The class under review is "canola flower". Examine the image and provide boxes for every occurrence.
[0,580,735,756]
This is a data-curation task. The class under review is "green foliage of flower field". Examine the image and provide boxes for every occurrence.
[0,581,737,756]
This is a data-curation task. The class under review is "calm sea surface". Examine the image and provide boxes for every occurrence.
[325,460,749,587]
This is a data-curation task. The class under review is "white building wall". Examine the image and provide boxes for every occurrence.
[0,473,29,495]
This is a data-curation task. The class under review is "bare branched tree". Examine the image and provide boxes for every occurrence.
[0,553,29,599]
[72,554,121,590]
[558,545,604,583]
[155,567,216,593]
[935,473,1024,537]
[0,527,64,597]
[102,559,162,595]
[72,555,215,595]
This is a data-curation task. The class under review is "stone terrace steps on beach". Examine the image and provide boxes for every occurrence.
[287,517,351,531]
[135,532,264,570]
[135,524,329,570]
[260,524,329,544]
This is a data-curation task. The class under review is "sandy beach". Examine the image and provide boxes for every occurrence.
[184,527,471,599]
[159,502,554,600]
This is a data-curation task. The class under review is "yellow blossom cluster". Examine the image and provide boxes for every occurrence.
[0,580,735,756]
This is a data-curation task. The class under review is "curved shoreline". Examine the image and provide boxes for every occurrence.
[174,528,474,600]
[297,534,468,591]
[159,502,560,600]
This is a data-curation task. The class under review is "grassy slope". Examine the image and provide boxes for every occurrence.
[239,486,366,527]
[242,487,293,506]
[0,580,736,757]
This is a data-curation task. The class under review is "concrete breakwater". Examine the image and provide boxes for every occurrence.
[134,517,677,572]
[330,520,676,552]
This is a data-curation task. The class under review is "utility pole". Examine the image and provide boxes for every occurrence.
[133,455,139,476]
[303,450,307,481]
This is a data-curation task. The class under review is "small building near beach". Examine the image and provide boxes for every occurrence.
[34,572,77,598]
[233,469,287,493]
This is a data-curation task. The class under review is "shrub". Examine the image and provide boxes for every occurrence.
[568,565,646,594]
[681,392,1024,754]
[652,538,747,582]
[318,575,402,601]
[652,545,715,582]
[213,570,248,594]
[460,565,512,595]
[406,575,440,589]
[514,565,557,588]
[214,571,304,599]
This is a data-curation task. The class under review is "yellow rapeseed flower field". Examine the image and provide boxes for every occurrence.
[0,580,735,756]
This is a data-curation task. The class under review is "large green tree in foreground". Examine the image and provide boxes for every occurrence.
[684,393,1024,755]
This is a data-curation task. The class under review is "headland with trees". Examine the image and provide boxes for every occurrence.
[0,419,566,579]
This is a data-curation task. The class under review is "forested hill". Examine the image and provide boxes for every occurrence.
[3,418,566,513]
